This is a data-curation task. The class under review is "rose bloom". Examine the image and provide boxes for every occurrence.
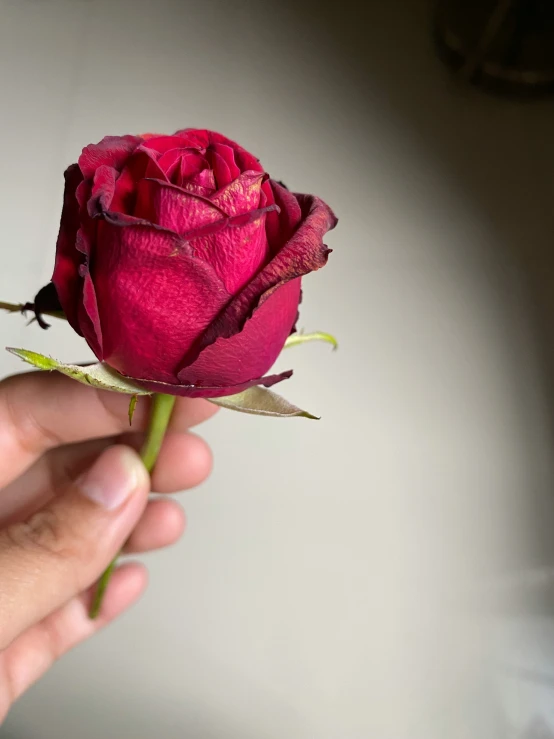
[35,129,336,397]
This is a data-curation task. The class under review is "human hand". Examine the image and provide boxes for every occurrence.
[0,370,216,721]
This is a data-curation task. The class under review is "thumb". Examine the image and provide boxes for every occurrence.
[0,445,150,650]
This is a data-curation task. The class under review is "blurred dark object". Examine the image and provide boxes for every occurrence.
[434,0,554,95]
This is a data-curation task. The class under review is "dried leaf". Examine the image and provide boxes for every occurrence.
[6,348,151,395]
[209,386,319,419]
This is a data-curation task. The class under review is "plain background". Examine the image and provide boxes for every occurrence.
[1,0,554,736]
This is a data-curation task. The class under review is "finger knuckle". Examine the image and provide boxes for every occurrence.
[4,509,76,560]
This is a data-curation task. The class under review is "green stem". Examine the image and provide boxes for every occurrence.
[89,393,177,619]
[139,394,177,473]
[0,300,66,320]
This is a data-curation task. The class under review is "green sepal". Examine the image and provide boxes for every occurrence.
[284,331,338,351]
[7,348,151,395]
[209,386,319,419]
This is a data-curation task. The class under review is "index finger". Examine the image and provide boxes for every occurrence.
[0,370,218,488]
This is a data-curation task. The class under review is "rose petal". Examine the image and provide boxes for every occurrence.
[208,131,264,173]
[75,177,91,209]
[209,143,241,187]
[188,194,337,359]
[90,221,230,383]
[210,170,263,214]
[209,150,231,189]
[178,278,301,387]
[87,165,117,217]
[154,149,182,180]
[173,128,211,149]
[186,172,269,293]
[73,179,98,260]
[180,164,216,195]
[128,368,293,399]
[104,203,276,260]
[97,206,194,255]
[261,177,280,246]
[132,146,168,179]
[77,269,103,358]
[270,180,302,247]
[52,164,85,332]
[112,166,138,213]
[157,148,206,183]
[176,204,278,243]
[112,148,167,214]
[78,135,141,179]
[134,178,227,233]
[181,152,209,182]
[139,135,203,156]
[189,216,269,295]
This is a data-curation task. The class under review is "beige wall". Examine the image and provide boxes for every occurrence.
[2,1,554,736]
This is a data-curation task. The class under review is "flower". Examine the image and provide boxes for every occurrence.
[37,129,336,398]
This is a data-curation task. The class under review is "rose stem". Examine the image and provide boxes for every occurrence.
[88,392,177,619]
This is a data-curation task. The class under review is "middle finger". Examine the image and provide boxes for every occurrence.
[0,430,213,526]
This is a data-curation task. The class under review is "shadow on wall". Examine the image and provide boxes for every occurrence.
[282,0,554,570]
[286,0,554,406]
[1,692,290,739]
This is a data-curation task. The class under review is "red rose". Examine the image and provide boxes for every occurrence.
[39,129,336,398]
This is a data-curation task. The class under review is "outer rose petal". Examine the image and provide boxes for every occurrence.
[270,180,302,248]
[178,278,301,387]
[78,135,141,179]
[210,171,263,215]
[188,213,269,294]
[100,204,278,259]
[87,165,117,217]
[52,164,85,332]
[188,194,337,361]
[91,219,230,383]
[77,268,103,359]
[75,179,95,256]
[187,171,269,293]
[130,368,293,399]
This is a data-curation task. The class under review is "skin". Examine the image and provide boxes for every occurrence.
[0,371,217,722]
